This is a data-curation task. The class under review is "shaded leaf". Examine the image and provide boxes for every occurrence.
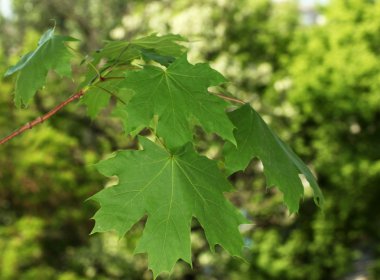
[224,104,324,212]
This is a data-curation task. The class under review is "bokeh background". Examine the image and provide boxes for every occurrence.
[1,0,380,279]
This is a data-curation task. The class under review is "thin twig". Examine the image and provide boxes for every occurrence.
[0,73,127,146]
[215,94,246,104]
[105,44,131,74]
[94,85,127,105]
[0,43,133,146]
[0,90,85,145]
[65,43,101,78]
[101,76,125,81]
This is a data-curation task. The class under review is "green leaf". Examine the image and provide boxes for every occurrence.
[90,137,246,278]
[4,28,77,107]
[140,50,176,67]
[94,33,187,66]
[81,86,111,118]
[132,33,187,57]
[93,41,140,64]
[224,104,324,212]
[80,69,131,118]
[118,55,236,149]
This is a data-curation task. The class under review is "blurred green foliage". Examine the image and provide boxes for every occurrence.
[1,0,380,279]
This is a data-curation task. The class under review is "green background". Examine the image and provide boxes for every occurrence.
[1,0,380,279]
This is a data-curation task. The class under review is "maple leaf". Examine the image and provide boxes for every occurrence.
[90,137,247,277]
[224,105,324,212]
[132,33,187,57]
[94,33,187,66]
[4,28,77,107]
[117,55,236,149]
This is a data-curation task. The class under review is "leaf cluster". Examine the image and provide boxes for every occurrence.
[4,28,324,277]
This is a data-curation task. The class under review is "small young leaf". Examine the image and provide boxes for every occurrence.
[117,55,235,149]
[224,104,324,212]
[90,137,246,277]
[4,28,77,107]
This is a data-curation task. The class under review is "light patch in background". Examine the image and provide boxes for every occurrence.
[299,0,329,4]
[0,0,12,18]
[274,0,328,3]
